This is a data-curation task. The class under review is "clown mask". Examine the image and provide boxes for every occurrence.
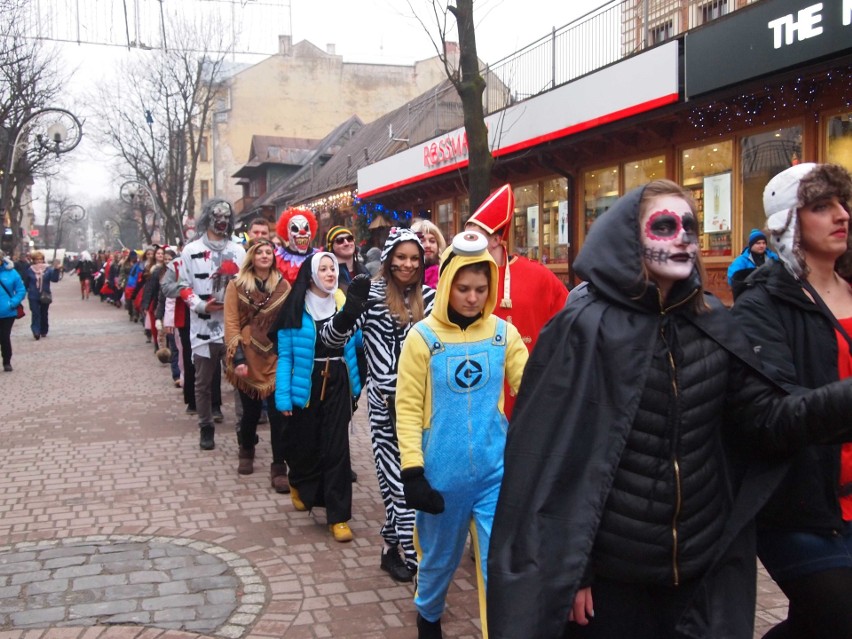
[288,214,313,254]
[210,202,232,237]
[640,194,698,292]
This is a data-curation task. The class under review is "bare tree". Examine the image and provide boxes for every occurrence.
[411,0,493,212]
[0,0,71,255]
[90,16,231,244]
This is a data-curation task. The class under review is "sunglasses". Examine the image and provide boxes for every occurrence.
[333,235,354,245]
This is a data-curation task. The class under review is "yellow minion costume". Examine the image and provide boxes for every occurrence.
[396,232,528,638]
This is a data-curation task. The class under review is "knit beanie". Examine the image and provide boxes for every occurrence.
[326,225,354,251]
[747,229,767,249]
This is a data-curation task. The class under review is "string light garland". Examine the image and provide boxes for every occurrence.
[688,65,852,137]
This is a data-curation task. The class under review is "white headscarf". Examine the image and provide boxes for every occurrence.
[305,252,339,320]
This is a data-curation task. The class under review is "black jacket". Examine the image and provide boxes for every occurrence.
[487,185,852,639]
[732,260,845,533]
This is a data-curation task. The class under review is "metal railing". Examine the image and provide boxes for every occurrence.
[409,0,762,147]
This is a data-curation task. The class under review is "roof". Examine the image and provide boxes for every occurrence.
[286,78,461,205]
[246,115,365,212]
[232,136,321,178]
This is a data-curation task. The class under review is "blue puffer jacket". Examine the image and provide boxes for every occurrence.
[275,310,362,412]
[0,259,26,319]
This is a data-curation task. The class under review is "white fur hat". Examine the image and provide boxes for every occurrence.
[763,163,818,278]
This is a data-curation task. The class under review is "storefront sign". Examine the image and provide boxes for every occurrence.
[685,0,852,98]
[359,41,679,199]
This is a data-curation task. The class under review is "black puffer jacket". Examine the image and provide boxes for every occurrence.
[732,259,845,534]
[595,316,728,586]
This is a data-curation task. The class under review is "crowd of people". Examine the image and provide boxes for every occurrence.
[5,165,852,639]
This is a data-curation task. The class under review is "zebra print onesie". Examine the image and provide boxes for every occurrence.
[321,278,435,571]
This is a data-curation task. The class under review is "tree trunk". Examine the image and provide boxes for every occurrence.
[449,0,493,215]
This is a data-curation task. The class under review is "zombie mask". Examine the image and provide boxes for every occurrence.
[211,202,233,236]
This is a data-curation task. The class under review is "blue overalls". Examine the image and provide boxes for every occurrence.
[413,318,508,626]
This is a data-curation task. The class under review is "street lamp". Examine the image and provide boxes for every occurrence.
[119,179,176,244]
[50,203,86,259]
[1,107,83,252]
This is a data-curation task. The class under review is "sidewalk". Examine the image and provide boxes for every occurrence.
[0,276,786,639]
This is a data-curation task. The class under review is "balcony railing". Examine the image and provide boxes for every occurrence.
[409,0,761,147]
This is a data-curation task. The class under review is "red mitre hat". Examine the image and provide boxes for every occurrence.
[466,184,514,239]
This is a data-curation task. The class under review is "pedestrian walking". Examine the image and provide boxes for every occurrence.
[24,250,60,340]
[732,163,852,638]
[0,249,26,371]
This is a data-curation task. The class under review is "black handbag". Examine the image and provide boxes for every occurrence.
[39,290,52,305]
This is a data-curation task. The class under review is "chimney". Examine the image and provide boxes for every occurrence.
[278,35,292,55]
[326,43,336,55]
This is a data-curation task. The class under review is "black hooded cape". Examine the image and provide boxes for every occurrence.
[486,186,797,639]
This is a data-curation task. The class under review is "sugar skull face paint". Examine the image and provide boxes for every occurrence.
[640,195,698,293]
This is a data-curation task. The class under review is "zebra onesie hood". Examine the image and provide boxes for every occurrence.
[320,227,435,574]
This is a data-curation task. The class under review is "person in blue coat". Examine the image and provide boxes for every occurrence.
[272,251,362,543]
[727,228,779,299]
[24,250,61,340]
[0,249,26,371]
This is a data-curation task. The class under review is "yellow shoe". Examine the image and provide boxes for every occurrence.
[329,522,353,542]
[290,487,307,512]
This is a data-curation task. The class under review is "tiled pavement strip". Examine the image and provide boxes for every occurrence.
[0,277,787,639]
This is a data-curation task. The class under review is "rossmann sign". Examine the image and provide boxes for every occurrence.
[685,0,852,98]
[358,41,679,199]
[424,131,469,168]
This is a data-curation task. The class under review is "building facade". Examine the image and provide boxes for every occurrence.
[355,0,852,304]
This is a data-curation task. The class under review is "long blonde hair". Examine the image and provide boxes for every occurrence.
[234,240,282,294]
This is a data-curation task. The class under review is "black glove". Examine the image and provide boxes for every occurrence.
[401,467,445,514]
[341,274,376,319]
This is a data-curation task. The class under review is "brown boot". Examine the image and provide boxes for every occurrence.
[237,447,254,475]
[270,462,290,493]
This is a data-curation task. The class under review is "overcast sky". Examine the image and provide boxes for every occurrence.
[49,0,607,213]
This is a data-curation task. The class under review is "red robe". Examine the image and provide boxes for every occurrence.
[493,253,568,418]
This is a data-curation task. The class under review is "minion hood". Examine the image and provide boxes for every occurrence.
[432,231,499,327]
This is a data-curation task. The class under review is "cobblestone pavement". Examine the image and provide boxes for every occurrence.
[0,277,787,639]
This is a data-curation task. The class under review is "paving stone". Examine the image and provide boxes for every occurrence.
[27,579,69,595]
[68,600,136,619]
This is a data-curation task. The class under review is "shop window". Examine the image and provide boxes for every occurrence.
[681,140,733,257]
[624,155,666,192]
[512,183,540,260]
[583,166,620,235]
[436,199,454,243]
[541,178,569,266]
[827,112,852,172]
[741,126,802,251]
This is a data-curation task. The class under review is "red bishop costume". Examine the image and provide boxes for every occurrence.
[466,184,568,417]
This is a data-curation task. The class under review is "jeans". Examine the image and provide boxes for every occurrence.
[167,334,180,380]
[28,298,49,336]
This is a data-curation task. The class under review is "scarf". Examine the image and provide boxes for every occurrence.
[30,263,48,291]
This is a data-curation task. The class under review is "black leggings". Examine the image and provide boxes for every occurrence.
[762,567,852,639]
[0,316,14,365]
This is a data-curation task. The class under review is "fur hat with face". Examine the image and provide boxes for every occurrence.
[764,163,852,277]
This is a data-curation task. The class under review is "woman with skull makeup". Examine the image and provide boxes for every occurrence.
[487,180,852,639]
